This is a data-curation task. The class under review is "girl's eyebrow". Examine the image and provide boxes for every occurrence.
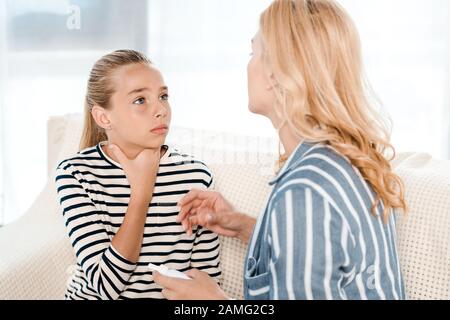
[127,86,168,96]
[127,87,149,96]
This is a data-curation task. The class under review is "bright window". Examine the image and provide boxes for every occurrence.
[1,0,449,224]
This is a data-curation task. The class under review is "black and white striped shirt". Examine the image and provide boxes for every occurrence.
[55,141,221,300]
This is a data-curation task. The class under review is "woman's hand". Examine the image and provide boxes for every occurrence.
[153,269,228,300]
[176,189,256,244]
[108,144,161,202]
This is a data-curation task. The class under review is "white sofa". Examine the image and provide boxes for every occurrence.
[0,114,449,300]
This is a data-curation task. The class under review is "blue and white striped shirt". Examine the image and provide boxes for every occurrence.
[244,142,405,300]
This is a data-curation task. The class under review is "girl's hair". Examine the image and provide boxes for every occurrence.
[79,49,152,150]
[260,0,407,220]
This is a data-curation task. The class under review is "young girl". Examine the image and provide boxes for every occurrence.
[55,50,222,300]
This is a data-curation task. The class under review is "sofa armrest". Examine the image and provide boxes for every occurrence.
[0,181,75,299]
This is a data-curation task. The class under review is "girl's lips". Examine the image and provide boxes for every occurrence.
[150,126,169,135]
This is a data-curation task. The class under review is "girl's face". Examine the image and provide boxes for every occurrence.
[247,31,277,118]
[102,63,171,150]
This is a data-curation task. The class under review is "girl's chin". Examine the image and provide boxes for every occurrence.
[143,140,166,150]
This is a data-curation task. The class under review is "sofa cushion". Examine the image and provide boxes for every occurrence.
[2,113,447,300]
[395,153,450,300]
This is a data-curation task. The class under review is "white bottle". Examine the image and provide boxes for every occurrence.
[148,263,192,280]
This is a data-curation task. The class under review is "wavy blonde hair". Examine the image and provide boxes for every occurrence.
[260,0,407,220]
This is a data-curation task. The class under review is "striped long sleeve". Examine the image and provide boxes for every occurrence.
[190,177,221,281]
[55,167,137,300]
[267,186,350,300]
[190,227,221,280]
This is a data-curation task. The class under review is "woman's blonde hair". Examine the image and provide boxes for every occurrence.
[79,49,152,150]
[260,0,407,220]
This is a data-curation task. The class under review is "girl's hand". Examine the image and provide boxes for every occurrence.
[176,189,256,244]
[153,269,228,300]
[108,144,161,202]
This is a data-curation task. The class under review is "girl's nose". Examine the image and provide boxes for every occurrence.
[155,103,167,118]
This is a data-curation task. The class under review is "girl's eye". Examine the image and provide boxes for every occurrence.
[133,97,146,105]
[159,93,169,101]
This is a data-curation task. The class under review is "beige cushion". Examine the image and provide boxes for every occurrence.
[0,179,75,299]
[210,163,272,299]
[394,153,450,300]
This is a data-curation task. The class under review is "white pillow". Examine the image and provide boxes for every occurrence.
[395,153,450,300]
[209,162,274,299]
[48,113,83,175]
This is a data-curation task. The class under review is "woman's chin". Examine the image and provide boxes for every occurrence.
[248,103,266,116]
[248,104,259,114]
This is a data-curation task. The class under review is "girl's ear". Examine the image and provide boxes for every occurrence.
[91,105,112,130]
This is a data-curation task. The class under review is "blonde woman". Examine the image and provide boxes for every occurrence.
[55,50,221,300]
[154,0,407,300]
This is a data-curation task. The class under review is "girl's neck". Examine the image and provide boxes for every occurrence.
[102,141,167,162]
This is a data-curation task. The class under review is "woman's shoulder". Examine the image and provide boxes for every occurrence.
[275,144,367,204]
[298,144,357,178]
[269,144,372,231]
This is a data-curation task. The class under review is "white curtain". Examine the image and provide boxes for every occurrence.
[341,0,450,158]
[0,0,449,225]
